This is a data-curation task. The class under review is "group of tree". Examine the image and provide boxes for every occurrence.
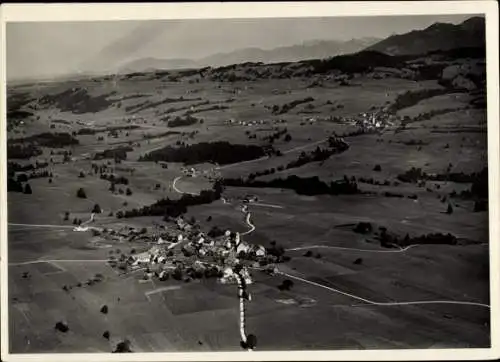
[247,138,349,180]
[398,166,487,186]
[139,141,271,165]
[223,175,360,197]
[10,132,79,148]
[389,88,452,113]
[39,87,114,114]
[261,128,289,144]
[116,181,223,219]
[167,115,200,128]
[93,146,133,161]
[7,143,43,159]
[272,97,314,115]
[100,173,129,185]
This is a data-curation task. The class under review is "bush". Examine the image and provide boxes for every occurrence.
[353,222,372,234]
[23,183,32,194]
[55,321,69,333]
[246,334,257,349]
[76,188,87,199]
[278,279,294,291]
[113,339,132,353]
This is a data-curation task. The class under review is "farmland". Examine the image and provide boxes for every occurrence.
[6,45,490,353]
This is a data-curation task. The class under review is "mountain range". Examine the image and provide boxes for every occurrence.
[367,16,485,55]
[76,15,485,77]
[117,37,381,73]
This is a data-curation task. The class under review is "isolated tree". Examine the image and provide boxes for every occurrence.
[23,183,32,194]
[278,279,294,291]
[103,331,110,340]
[126,188,132,196]
[92,204,102,214]
[76,188,87,199]
[246,334,257,349]
[78,171,86,178]
[113,339,132,353]
[49,178,53,184]
[100,305,108,314]
[109,183,116,192]
[73,218,78,225]
[373,164,382,172]
[303,250,313,257]
[54,321,69,333]
[353,258,363,265]
[446,203,454,214]
[206,215,212,222]
[284,134,292,142]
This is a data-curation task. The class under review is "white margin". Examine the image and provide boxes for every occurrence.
[0,2,499,361]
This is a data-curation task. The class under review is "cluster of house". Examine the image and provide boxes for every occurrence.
[180,166,197,177]
[344,111,396,131]
[125,216,266,285]
[224,118,287,127]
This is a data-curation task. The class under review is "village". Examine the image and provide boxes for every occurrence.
[86,205,270,290]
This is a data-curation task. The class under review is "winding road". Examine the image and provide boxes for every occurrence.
[240,213,256,236]
[172,176,199,196]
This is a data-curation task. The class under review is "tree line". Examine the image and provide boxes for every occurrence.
[116,181,223,219]
[222,175,360,196]
[139,141,271,165]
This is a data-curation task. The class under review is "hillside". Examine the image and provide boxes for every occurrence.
[118,37,381,73]
[366,16,485,55]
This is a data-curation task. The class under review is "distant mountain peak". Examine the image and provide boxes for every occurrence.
[366,16,485,56]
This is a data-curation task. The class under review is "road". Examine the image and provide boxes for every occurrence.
[172,176,199,196]
[240,213,255,236]
[8,223,75,229]
[275,269,490,309]
[287,244,419,253]
[235,271,253,352]
[9,259,109,266]
[251,202,284,209]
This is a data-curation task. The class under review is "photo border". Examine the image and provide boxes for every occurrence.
[1,2,498,361]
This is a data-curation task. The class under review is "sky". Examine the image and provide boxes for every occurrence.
[6,14,477,81]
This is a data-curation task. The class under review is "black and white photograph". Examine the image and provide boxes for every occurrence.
[1,2,499,361]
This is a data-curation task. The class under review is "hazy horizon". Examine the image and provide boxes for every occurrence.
[7,14,479,81]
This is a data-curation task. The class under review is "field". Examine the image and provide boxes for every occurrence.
[6,50,490,353]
